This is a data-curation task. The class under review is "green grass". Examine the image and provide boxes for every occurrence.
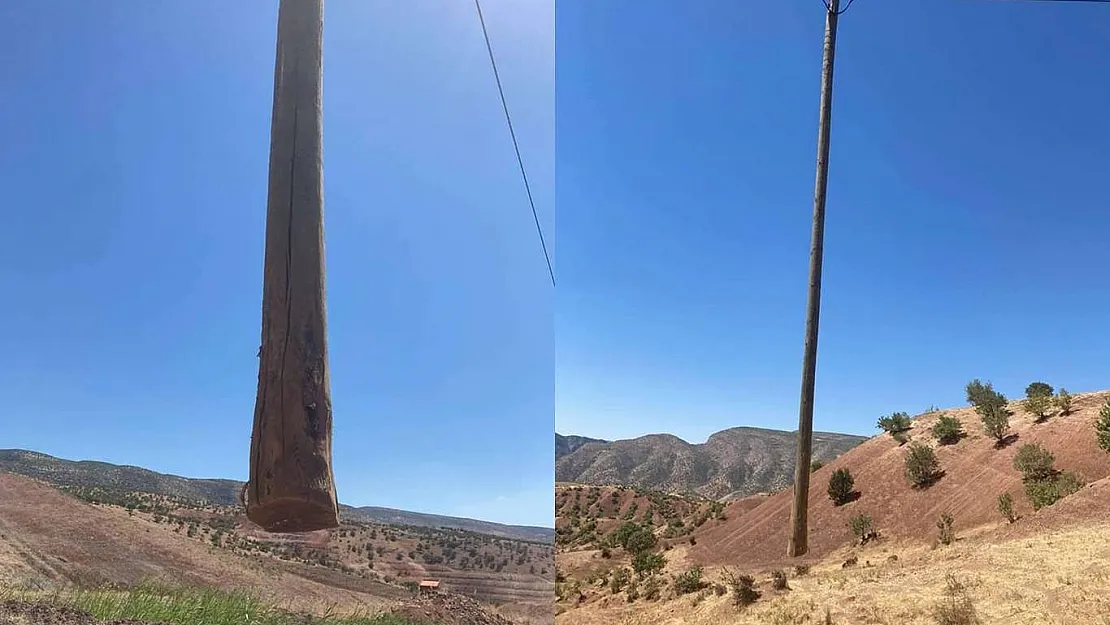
[2,581,426,625]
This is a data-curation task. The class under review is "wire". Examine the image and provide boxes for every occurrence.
[821,0,857,14]
[473,0,556,288]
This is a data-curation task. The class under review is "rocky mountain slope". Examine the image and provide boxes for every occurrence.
[0,449,553,543]
[554,427,866,500]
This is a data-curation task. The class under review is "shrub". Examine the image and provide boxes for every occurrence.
[1013,443,1055,482]
[1025,382,1054,399]
[770,569,789,590]
[827,468,855,506]
[1024,393,1051,422]
[1024,471,1084,511]
[966,379,1007,412]
[997,492,1016,523]
[932,414,964,445]
[932,573,980,625]
[979,404,1011,445]
[1097,398,1110,455]
[632,551,666,577]
[904,443,941,488]
[847,513,874,543]
[793,564,811,577]
[641,576,662,601]
[810,460,824,473]
[614,522,657,554]
[1054,389,1073,416]
[936,512,955,545]
[892,431,910,446]
[877,412,912,434]
[724,569,760,608]
[672,566,707,595]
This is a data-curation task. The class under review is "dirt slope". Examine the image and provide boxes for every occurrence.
[0,472,403,612]
[689,391,1110,569]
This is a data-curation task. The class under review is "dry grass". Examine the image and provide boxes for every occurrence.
[556,521,1110,624]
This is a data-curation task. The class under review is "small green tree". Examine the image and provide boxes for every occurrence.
[1013,443,1056,482]
[810,460,824,473]
[877,412,912,434]
[997,492,1016,523]
[1024,393,1051,422]
[980,404,1011,445]
[932,414,964,445]
[827,468,855,506]
[904,443,941,488]
[1025,382,1054,399]
[1054,389,1073,416]
[1097,398,1110,455]
[671,566,707,595]
[966,379,1007,412]
[936,512,955,546]
[1024,471,1084,511]
[848,513,874,544]
[632,551,666,578]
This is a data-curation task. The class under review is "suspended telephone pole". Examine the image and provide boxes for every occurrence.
[788,0,840,558]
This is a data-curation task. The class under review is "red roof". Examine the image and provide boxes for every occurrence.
[418,580,440,588]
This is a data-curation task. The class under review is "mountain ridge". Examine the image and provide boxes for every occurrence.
[555,427,866,500]
[0,449,553,543]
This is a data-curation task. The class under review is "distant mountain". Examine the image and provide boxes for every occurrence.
[0,449,553,543]
[555,434,608,459]
[554,427,867,500]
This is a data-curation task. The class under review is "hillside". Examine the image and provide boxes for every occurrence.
[555,435,608,459]
[555,427,866,500]
[0,469,554,618]
[0,449,553,544]
[689,390,1110,569]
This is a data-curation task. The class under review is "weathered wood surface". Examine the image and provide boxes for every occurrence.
[247,0,338,533]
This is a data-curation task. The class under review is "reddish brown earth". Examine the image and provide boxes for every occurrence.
[0,473,404,612]
[689,391,1110,569]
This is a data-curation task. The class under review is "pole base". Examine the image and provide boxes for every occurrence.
[247,494,339,533]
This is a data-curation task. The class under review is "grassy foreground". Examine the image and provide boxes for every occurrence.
[0,582,423,625]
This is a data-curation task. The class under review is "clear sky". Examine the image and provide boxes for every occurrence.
[556,0,1110,444]
[0,0,553,528]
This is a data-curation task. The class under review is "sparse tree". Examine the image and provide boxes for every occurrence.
[904,443,941,488]
[932,414,964,445]
[966,379,1007,412]
[1054,389,1073,416]
[1025,382,1054,399]
[827,468,855,506]
[723,569,760,608]
[1013,443,1056,483]
[980,404,1011,445]
[936,512,955,545]
[632,551,666,578]
[997,492,1016,523]
[1023,393,1051,422]
[1097,398,1110,455]
[847,513,874,544]
[877,412,912,435]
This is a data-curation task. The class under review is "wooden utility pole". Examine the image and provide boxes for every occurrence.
[788,0,839,558]
[247,0,339,533]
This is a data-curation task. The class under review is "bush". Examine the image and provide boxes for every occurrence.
[932,573,980,625]
[641,576,662,601]
[1013,443,1055,482]
[827,468,855,506]
[793,564,810,577]
[892,431,910,446]
[632,551,666,577]
[932,414,964,445]
[770,569,789,590]
[614,522,657,554]
[936,512,955,545]
[966,379,1007,412]
[1024,471,1084,511]
[810,460,824,473]
[724,570,760,608]
[672,566,708,595]
[1024,393,1051,422]
[848,513,874,543]
[1097,398,1110,455]
[904,443,941,488]
[1054,389,1073,416]
[997,492,1016,523]
[1025,382,1054,399]
[979,404,1011,445]
[610,567,630,594]
[877,412,912,434]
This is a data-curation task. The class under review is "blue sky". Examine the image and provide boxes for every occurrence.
[556,0,1110,443]
[0,0,553,528]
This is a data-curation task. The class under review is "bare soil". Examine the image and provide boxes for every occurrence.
[0,601,157,625]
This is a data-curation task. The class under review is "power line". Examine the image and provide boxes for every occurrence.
[473,0,556,288]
